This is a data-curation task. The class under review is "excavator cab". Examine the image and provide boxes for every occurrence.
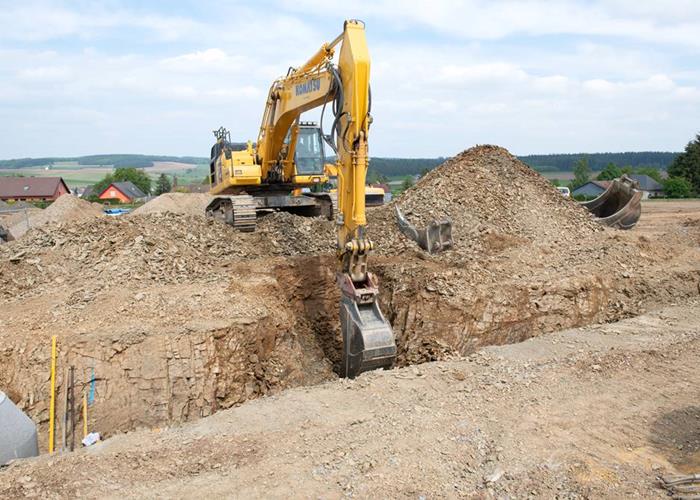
[294,122,325,175]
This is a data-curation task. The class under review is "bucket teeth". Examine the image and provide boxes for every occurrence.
[394,205,453,254]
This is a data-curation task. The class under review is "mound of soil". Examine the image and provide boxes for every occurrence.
[8,195,103,239]
[0,211,336,301]
[370,145,600,257]
[0,213,253,300]
[257,212,335,255]
[131,193,212,217]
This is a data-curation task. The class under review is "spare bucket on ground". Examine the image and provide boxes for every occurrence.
[394,205,453,253]
[579,174,642,230]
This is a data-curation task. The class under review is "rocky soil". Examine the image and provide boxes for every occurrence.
[1,146,699,453]
[370,145,601,259]
[5,195,103,239]
[1,303,698,498]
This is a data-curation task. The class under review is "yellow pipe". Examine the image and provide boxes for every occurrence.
[82,392,88,439]
[48,335,57,453]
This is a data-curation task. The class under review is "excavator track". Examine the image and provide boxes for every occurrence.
[206,195,257,232]
[305,191,337,220]
[229,195,257,232]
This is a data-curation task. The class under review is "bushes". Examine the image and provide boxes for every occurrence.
[663,177,693,198]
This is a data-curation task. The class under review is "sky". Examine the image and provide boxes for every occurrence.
[0,0,699,159]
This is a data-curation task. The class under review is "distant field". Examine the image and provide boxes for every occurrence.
[0,161,209,188]
[541,171,576,181]
[0,169,106,186]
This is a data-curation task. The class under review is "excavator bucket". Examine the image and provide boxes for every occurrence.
[0,224,12,243]
[394,205,453,253]
[338,273,396,378]
[579,174,642,230]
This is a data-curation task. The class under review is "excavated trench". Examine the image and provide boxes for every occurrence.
[3,248,699,453]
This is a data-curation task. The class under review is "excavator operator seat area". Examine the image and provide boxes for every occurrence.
[295,123,325,175]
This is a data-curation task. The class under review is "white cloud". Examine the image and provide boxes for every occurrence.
[17,65,72,82]
[436,63,528,84]
[0,2,203,42]
[0,1,699,157]
[284,0,700,47]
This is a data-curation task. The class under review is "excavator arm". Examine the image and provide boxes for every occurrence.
[255,20,395,377]
[332,21,396,377]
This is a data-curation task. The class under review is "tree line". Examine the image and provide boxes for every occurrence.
[520,152,679,171]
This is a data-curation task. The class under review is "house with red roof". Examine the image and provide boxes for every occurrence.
[97,181,147,203]
[0,177,70,202]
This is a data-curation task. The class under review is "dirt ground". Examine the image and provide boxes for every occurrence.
[1,302,697,498]
[636,199,700,238]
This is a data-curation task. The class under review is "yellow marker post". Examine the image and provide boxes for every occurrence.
[48,335,57,453]
[82,392,88,439]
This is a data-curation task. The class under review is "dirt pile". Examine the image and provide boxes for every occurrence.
[364,146,700,364]
[0,211,338,301]
[257,212,335,255]
[0,213,255,300]
[131,192,213,217]
[8,194,103,239]
[370,145,601,257]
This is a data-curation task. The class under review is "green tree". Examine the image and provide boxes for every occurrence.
[663,177,692,198]
[113,167,151,194]
[634,167,663,184]
[154,173,172,195]
[571,157,591,189]
[400,175,415,192]
[668,133,700,193]
[596,162,622,181]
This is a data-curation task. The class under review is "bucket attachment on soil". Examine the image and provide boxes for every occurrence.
[0,224,12,243]
[579,174,642,230]
[395,206,453,253]
[337,273,396,378]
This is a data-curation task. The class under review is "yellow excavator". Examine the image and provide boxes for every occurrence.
[207,20,396,378]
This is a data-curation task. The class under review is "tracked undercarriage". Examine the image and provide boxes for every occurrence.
[206,191,337,232]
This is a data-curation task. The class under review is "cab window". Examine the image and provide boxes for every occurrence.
[295,128,324,174]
